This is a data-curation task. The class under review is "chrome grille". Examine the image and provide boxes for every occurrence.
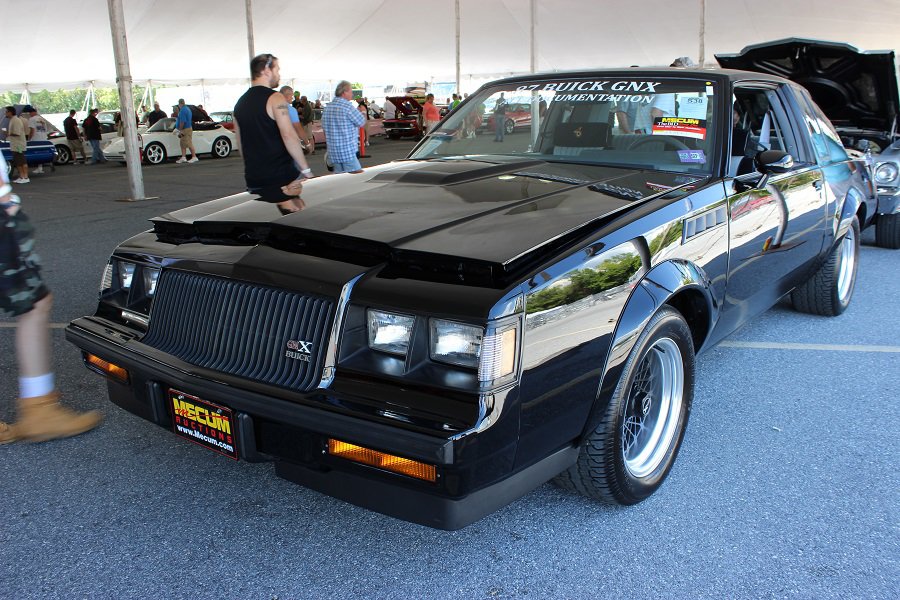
[142,270,334,392]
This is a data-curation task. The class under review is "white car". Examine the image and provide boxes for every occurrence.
[103,118,236,164]
[51,120,121,164]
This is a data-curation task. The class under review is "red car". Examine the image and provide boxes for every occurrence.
[209,111,235,131]
[383,96,424,139]
[485,102,533,134]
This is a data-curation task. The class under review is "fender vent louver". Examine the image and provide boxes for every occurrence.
[683,205,727,242]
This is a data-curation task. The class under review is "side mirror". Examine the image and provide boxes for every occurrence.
[754,150,794,174]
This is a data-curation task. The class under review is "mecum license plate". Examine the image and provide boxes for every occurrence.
[169,389,238,460]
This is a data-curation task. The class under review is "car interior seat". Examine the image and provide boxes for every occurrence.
[551,122,610,156]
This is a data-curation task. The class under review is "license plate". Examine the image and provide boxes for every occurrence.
[168,389,238,460]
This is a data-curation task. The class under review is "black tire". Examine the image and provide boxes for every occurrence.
[54,144,72,165]
[210,136,231,159]
[554,306,694,505]
[504,118,515,134]
[791,216,860,316]
[874,213,900,249]
[143,142,167,165]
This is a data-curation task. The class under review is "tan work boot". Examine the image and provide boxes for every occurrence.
[16,391,102,442]
[0,421,16,444]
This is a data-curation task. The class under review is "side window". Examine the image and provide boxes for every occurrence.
[730,86,804,175]
[801,92,848,164]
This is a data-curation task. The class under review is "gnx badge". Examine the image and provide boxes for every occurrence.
[285,339,312,362]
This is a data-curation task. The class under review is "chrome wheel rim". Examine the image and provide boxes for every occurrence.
[214,139,229,157]
[57,146,71,164]
[622,337,684,479]
[836,227,857,303]
[146,144,163,164]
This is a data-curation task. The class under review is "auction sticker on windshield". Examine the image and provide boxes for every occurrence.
[169,389,238,459]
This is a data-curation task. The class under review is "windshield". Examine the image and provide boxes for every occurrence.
[147,118,176,133]
[410,76,718,175]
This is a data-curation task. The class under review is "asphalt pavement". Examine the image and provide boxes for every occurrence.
[1,139,897,599]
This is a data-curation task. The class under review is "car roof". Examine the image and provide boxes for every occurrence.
[486,67,789,87]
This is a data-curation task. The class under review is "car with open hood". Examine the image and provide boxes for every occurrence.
[67,68,876,529]
[383,96,423,139]
[716,38,900,248]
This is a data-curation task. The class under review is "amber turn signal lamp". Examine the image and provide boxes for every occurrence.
[84,353,130,384]
[327,439,437,482]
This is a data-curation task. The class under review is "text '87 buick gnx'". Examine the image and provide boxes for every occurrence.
[67,68,877,530]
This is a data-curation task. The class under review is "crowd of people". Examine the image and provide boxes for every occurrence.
[4,59,488,192]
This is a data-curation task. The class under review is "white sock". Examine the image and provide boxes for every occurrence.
[19,373,55,398]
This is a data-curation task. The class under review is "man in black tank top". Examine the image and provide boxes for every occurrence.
[234,54,314,208]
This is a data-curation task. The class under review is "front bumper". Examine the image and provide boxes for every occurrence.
[66,316,573,529]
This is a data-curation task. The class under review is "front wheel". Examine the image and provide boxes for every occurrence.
[143,142,167,165]
[791,216,859,316]
[554,306,694,504]
[210,136,231,159]
[504,118,515,134]
[874,213,900,249]
[54,144,72,165]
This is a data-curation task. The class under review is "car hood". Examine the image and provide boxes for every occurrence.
[385,97,421,117]
[152,158,705,284]
[716,38,899,138]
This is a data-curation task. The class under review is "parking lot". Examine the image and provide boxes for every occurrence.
[1,141,898,598]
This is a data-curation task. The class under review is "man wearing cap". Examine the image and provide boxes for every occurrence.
[3,107,29,183]
[175,99,198,164]
[81,108,106,164]
[25,106,49,174]
[147,102,166,127]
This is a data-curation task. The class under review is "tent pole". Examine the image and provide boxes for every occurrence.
[107,0,147,201]
[455,0,460,95]
[699,0,706,66]
[246,0,255,60]
[530,0,536,73]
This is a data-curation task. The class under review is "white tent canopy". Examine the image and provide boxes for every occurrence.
[3,0,899,93]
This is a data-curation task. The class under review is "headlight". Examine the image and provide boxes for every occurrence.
[430,319,482,368]
[143,267,161,296]
[367,310,415,356]
[118,261,136,288]
[875,161,899,185]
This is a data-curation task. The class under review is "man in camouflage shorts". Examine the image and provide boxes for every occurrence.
[1,153,101,443]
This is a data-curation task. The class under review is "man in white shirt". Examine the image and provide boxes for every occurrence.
[25,106,49,174]
[383,98,396,120]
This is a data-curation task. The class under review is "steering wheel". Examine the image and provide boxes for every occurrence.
[628,135,691,151]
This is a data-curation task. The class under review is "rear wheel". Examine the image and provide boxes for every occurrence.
[54,144,72,165]
[874,213,900,249]
[504,118,515,134]
[791,216,859,316]
[143,142,167,165]
[210,136,231,158]
[554,306,694,504]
